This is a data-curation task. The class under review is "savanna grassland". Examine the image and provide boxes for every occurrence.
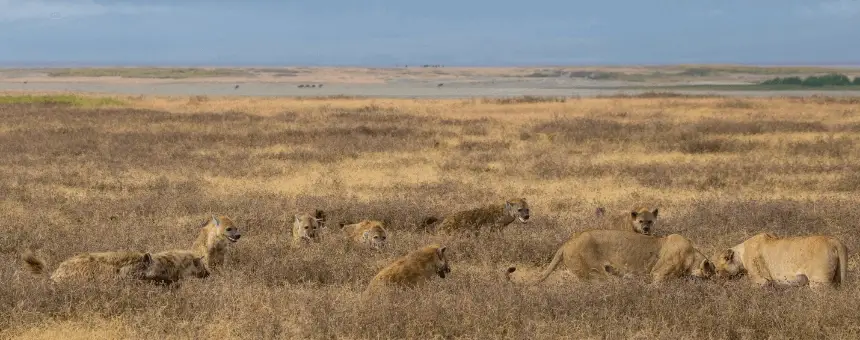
[2,92,860,339]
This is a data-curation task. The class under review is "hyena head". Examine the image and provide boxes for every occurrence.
[210,215,241,244]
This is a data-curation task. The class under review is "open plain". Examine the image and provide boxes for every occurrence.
[2,66,860,339]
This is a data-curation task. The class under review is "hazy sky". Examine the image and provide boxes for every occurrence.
[1,0,859,66]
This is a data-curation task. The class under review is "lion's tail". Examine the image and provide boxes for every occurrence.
[533,246,565,284]
[22,251,48,275]
[834,238,847,285]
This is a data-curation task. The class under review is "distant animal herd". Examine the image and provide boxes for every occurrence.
[20,198,847,293]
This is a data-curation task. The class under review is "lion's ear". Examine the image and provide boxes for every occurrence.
[630,211,638,219]
[142,253,152,265]
[702,259,715,274]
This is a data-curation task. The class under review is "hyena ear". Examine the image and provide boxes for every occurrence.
[630,211,638,219]
[314,209,326,221]
[436,246,447,259]
[212,215,221,227]
[142,253,152,265]
[721,249,734,262]
[652,208,659,217]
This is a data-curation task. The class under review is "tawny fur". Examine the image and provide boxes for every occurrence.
[23,249,209,285]
[141,249,210,285]
[366,244,451,290]
[23,250,152,284]
[712,233,847,288]
[521,229,713,284]
[599,207,659,235]
[340,220,389,249]
[191,215,241,270]
[292,211,324,245]
[431,198,530,234]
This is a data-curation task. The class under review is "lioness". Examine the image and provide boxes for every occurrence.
[340,220,388,249]
[366,244,451,290]
[429,198,530,234]
[191,215,241,270]
[598,207,659,235]
[292,211,324,245]
[22,249,209,285]
[712,233,847,288]
[517,229,713,284]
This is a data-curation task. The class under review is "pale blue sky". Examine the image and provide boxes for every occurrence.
[1,0,859,66]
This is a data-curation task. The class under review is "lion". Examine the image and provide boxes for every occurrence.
[597,207,659,235]
[191,215,241,270]
[292,211,325,245]
[22,249,209,285]
[514,229,713,284]
[712,233,847,288]
[340,219,388,249]
[366,244,451,291]
[427,198,530,234]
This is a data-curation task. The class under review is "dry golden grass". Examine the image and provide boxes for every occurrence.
[3,92,860,339]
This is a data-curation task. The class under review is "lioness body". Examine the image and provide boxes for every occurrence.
[712,233,847,288]
[367,244,451,290]
[434,198,530,233]
[191,215,241,270]
[529,229,713,284]
[340,220,388,249]
[600,207,659,235]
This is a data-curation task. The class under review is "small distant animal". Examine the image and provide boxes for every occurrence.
[437,83,444,87]
[298,85,305,88]
[234,85,240,89]
[318,84,323,88]
[310,84,316,88]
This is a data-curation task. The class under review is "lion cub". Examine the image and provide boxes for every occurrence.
[430,198,530,234]
[366,244,451,291]
[340,220,389,249]
[292,210,326,245]
[598,207,659,235]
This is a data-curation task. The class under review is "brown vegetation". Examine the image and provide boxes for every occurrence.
[2,93,860,339]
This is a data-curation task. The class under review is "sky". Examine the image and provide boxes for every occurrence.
[1,0,859,67]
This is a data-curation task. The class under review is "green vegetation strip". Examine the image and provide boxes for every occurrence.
[0,94,125,107]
